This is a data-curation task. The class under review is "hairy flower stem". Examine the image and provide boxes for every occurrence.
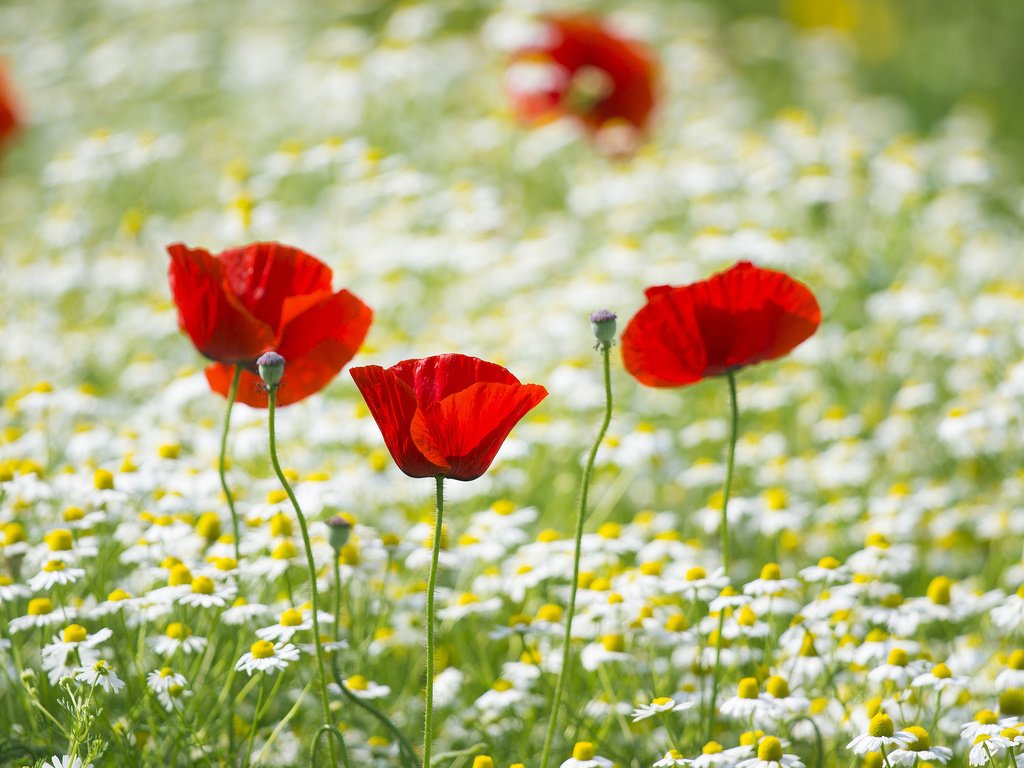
[267,388,349,768]
[706,370,739,742]
[219,364,243,564]
[539,341,613,768]
[424,475,445,768]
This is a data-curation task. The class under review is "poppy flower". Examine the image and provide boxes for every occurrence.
[0,63,21,154]
[167,242,372,407]
[622,261,821,387]
[350,354,547,481]
[505,14,657,149]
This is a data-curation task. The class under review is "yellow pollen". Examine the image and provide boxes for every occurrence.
[903,726,929,751]
[869,713,895,738]
[269,512,292,537]
[601,634,625,653]
[757,737,784,762]
[887,648,909,667]
[865,532,889,549]
[703,742,724,754]
[974,734,991,745]
[158,443,180,459]
[63,506,85,522]
[537,604,562,622]
[652,697,674,706]
[999,688,1024,716]
[1009,651,1024,671]
[458,593,479,606]
[63,624,87,643]
[597,522,621,539]
[932,663,952,679]
[927,576,953,605]
[166,622,190,639]
[28,597,53,615]
[1001,728,1020,740]
[107,588,131,602]
[191,576,215,595]
[492,679,513,692]
[271,540,298,560]
[250,640,275,659]
[640,561,662,576]
[865,629,888,643]
[266,489,288,504]
[43,560,67,572]
[94,469,114,490]
[472,757,495,768]
[45,529,74,552]
[280,608,304,627]
[160,667,174,677]
[168,563,193,586]
[737,677,759,699]
[195,512,221,541]
[346,674,369,691]
[572,743,595,760]
[685,566,707,581]
[765,676,790,698]
[491,499,516,515]
[665,614,688,632]
[537,529,561,543]
[976,710,999,725]
[818,556,840,569]
[738,605,758,627]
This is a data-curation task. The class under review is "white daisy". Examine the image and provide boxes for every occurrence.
[235,640,300,676]
[74,660,125,693]
[847,714,915,754]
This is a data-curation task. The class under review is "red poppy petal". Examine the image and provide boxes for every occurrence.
[167,243,275,364]
[621,290,707,387]
[688,262,820,373]
[409,382,548,481]
[0,65,20,150]
[389,354,521,409]
[218,243,334,333]
[350,366,446,478]
[205,364,265,408]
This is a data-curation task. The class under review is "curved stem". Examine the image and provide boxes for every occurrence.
[424,475,445,768]
[219,364,243,564]
[267,388,347,768]
[539,342,613,768]
[706,370,739,742]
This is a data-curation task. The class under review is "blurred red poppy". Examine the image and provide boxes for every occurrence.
[0,63,22,153]
[622,261,821,387]
[350,354,547,481]
[167,242,372,407]
[505,14,657,151]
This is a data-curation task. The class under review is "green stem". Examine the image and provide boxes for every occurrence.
[424,475,445,768]
[220,364,243,564]
[539,342,613,768]
[267,387,347,768]
[706,370,739,742]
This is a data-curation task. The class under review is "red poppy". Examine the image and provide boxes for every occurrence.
[622,261,821,387]
[505,14,657,146]
[167,242,372,407]
[0,63,22,153]
[350,354,547,481]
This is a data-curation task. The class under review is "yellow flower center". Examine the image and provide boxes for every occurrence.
[903,726,930,751]
[107,588,131,602]
[63,506,85,522]
[1009,651,1024,671]
[758,736,784,762]
[160,667,174,677]
[737,677,760,699]
[166,622,190,639]
[887,648,909,667]
[43,560,67,572]
[537,604,562,622]
[665,614,688,632]
[999,689,1024,716]
[472,757,495,768]
[597,523,621,539]
[601,634,625,653]
[977,710,999,725]
[168,564,193,586]
[703,742,724,755]
[280,608,304,627]
[272,540,298,560]
[491,499,516,515]
[63,624,87,643]
[738,605,758,627]
[818,556,840,569]
[94,469,114,490]
[869,713,895,738]
[766,676,790,698]
[250,640,275,659]
[760,562,782,581]
[492,679,513,692]
[346,675,369,691]
[927,576,953,605]
[45,529,74,552]
[266,489,288,504]
[28,597,53,615]
[685,566,707,581]
[932,663,952,679]
[572,743,595,760]
[458,593,479,606]
[269,512,292,537]
[652,697,674,707]
[191,576,215,595]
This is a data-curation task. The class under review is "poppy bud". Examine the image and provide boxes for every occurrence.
[590,309,617,347]
[257,351,285,388]
[326,515,352,552]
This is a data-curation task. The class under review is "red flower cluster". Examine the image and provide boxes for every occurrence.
[351,354,547,481]
[167,242,372,407]
[0,63,21,154]
[622,261,821,387]
[506,15,657,149]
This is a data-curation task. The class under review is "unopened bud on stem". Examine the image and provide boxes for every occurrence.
[257,351,285,388]
[326,515,352,551]
[590,309,617,348]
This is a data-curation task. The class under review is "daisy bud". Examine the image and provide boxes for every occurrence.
[326,515,352,552]
[257,351,286,388]
[590,309,617,347]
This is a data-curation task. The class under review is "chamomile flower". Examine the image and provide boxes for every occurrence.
[847,713,915,754]
[28,559,86,590]
[886,726,953,765]
[235,640,300,675]
[744,563,799,596]
[74,659,125,693]
[868,647,927,687]
[994,650,1024,690]
[45,756,92,768]
[0,574,31,603]
[961,710,1015,741]
[580,634,632,670]
[735,736,803,768]
[256,607,312,642]
[560,742,613,768]
[221,597,270,626]
[339,674,390,699]
[911,662,968,691]
[969,734,1013,766]
[721,678,774,719]
[9,597,72,632]
[631,696,696,722]
[147,667,190,711]
[690,742,735,768]
[41,624,112,684]
[150,622,207,655]
[178,575,236,608]
[654,750,690,767]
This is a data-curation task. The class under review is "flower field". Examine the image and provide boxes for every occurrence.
[2,2,1024,768]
